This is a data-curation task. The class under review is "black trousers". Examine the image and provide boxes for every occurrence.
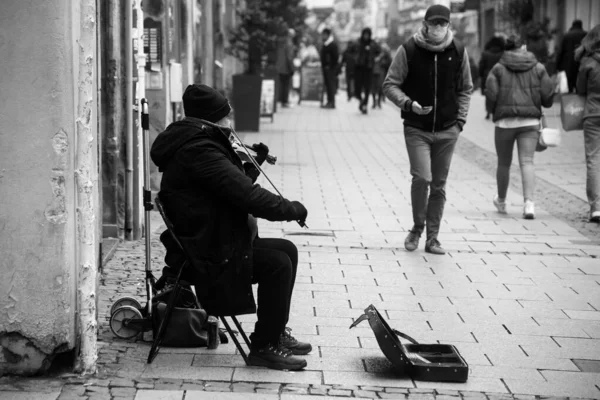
[345,70,355,99]
[279,73,292,105]
[249,237,298,348]
[354,66,373,107]
[322,68,337,106]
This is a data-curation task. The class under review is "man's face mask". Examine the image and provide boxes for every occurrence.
[426,19,449,42]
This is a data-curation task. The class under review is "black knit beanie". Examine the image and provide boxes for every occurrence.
[182,84,231,123]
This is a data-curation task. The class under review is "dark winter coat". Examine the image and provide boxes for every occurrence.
[479,38,504,93]
[341,43,357,75]
[557,27,587,84]
[577,52,600,120]
[150,118,301,316]
[320,40,339,71]
[355,37,380,70]
[485,49,554,122]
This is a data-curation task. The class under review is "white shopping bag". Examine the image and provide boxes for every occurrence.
[539,127,561,147]
[556,71,569,94]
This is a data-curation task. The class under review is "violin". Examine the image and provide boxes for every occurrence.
[197,118,307,228]
[233,142,277,165]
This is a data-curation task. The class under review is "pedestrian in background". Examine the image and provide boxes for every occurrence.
[485,35,554,219]
[371,42,392,109]
[319,28,339,109]
[341,42,357,101]
[557,20,587,93]
[478,35,505,119]
[575,24,600,223]
[276,29,296,108]
[383,4,473,255]
[354,27,380,114]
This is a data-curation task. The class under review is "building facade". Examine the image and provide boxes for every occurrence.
[0,0,242,376]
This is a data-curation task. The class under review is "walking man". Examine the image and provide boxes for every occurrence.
[557,20,587,93]
[320,28,339,109]
[354,28,380,114]
[383,4,473,255]
[277,29,296,107]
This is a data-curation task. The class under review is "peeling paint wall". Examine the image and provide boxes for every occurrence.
[0,0,98,375]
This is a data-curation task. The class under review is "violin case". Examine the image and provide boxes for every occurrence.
[350,304,469,382]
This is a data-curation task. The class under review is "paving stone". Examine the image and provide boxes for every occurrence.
[328,389,352,396]
[133,390,183,400]
[111,387,137,397]
[231,382,256,393]
[378,393,408,399]
[85,386,110,395]
[353,389,378,398]
[135,383,154,389]
[233,369,322,384]
[110,378,136,387]
[282,387,309,395]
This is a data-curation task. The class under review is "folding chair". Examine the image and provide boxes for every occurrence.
[149,196,252,365]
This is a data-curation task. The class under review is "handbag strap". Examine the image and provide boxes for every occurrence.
[392,329,419,345]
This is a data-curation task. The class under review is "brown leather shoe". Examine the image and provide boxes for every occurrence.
[425,238,446,255]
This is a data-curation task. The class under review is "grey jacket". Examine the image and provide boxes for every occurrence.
[576,52,600,120]
[485,49,554,121]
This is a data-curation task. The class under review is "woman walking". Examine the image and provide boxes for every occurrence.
[485,35,554,219]
[576,24,600,222]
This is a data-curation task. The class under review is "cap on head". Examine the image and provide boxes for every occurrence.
[424,4,450,22]
[182,84,231,123]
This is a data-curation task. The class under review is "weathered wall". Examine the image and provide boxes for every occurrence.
[0,0,98,375]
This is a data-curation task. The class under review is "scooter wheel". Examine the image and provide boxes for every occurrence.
[110,296,142,316]
[110,305,143,339]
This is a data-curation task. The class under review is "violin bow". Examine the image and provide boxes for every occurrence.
[200,119,308,229]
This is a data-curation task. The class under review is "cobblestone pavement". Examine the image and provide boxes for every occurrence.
[3,94,600,400]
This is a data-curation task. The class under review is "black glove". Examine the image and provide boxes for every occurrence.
[252,142,269,165]
[290,201,308,222]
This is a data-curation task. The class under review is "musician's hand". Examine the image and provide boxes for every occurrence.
[411,101,432,115]
[252,142,269,165]
[290,201,308,223]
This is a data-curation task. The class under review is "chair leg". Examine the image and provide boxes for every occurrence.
[231,316,251,348]
[220,317,250,366]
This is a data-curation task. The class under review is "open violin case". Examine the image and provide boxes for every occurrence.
[350,304,469,382]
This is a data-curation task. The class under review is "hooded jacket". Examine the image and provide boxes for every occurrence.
[355,28,380,69]
[485,48,554,122]
[150,118,300,316]
[577,52,600,120]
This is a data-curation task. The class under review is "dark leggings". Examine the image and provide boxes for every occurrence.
[249,237,298,348]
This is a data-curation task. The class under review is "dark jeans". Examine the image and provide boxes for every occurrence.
[279,73,292,105]
[494,125,539,201]
[345,71,355,99]
[354,66,372,107]
[404,125,460,240]
[249,237,298,349]
[322,68,337,105]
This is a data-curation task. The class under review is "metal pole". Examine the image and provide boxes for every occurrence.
[141,99,153,312]
[125,0,134,239]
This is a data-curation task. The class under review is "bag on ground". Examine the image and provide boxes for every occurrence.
[560,94,585,131]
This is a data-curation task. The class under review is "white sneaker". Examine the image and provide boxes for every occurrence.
[523,200,535,219]
[493,195,507,214]
[591,211,600,223]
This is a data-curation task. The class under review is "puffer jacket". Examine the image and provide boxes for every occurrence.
[576,52,600,120]
[485,48,554,122]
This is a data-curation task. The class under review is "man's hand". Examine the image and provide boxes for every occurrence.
[290,201,308,222]
[252,142,269,165]
[411,101,433,115]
